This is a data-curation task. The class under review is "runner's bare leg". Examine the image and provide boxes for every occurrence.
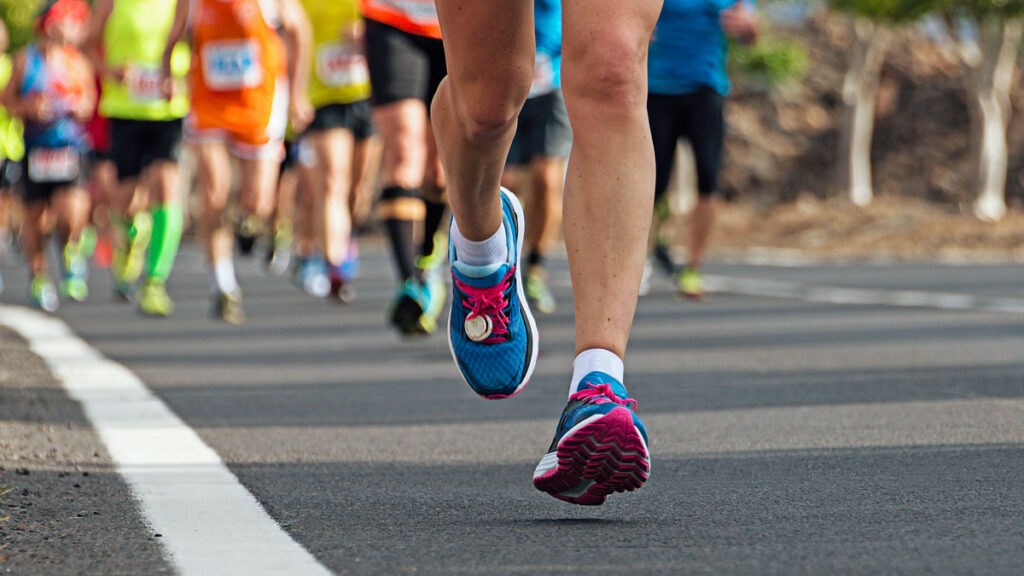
[526,156,565,262]
[561,0,662,356]
[310,128,355,266]
[687,195,716,269]
[194,142,233,266]
[238,156,280,222]
[431,0,534,242]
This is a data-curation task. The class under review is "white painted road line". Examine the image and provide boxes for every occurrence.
[0,304,334,576]
[702,275,1024,314]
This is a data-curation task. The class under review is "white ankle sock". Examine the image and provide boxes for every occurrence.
[569,349,624,398]
[451,218,507,267]
[210,259,239,295]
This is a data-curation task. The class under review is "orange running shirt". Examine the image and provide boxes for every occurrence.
[358,0,440,39]
[189,0,287,142]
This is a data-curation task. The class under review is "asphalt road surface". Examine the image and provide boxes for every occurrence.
[1,240,1021,575]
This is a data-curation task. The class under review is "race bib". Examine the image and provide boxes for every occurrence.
[28,147,79,183]
[125,65,164,102]
[529,53,555,98]
[315,42,369,88]
[202,40,263,91]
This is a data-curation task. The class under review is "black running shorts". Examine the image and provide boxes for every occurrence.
[306,100,376,141]
[110,118,183,180]
[647,87,725,198]
[364,18,447,107]
[20,145,89,203]
[507,89,572,166]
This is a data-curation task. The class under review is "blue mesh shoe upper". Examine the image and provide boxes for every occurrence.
[448,190,536,398]
[547,371,648,452]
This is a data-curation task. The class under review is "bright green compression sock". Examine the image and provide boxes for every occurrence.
[147,204,183,281]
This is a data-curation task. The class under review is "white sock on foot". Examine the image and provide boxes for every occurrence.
[211,259,239,295]
[570,349,625,398]
[451,218,507,268]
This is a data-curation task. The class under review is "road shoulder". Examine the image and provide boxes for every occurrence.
[0,326,172,574]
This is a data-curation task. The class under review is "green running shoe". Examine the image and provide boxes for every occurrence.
[30,274,59,312]
[525,269,556,315]
[138,279,174,318]
[677,267,704,300]
[61,245,90,303]
[112,212,152,300]
[60,276,89,302]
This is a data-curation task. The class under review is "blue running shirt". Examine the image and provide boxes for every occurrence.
[20,44,87,150]
[529,0,562,98]
[648,0,751,96]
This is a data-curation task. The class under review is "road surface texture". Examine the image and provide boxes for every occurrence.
[1,239,1021,575]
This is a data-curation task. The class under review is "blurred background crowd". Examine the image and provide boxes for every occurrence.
[0,0,1019,324]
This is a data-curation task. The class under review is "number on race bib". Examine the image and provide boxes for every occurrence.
[202,40,263,91]
[28,148,80,183]
[316,42,369,88]
[126,65,165,102]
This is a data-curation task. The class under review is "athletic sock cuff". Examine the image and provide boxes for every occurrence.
[451,219,507,267]
[570,349,625,398]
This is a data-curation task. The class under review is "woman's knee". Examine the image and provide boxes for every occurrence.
[562,31,649,117]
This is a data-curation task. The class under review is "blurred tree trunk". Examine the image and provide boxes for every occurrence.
[970,18,1022,221]
[839,18,891,207]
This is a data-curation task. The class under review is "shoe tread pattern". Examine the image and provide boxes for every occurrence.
[533,407,649,506]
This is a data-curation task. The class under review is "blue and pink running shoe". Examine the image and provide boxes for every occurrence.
[533,372,650,505]
[448,188,539,399]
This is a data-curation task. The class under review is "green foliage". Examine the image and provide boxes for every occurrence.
[0,0,46,51]
[829,0,950,23]
[952,0,1024,18]
[730,36,809,86]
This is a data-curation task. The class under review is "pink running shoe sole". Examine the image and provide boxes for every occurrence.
[532,407,650,506]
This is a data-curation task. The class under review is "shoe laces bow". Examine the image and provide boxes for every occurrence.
[454,269,514,343]
[571,382,638,410]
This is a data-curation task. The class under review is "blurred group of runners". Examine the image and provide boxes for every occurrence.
[0,0,757,321]
[0,0,760,505]
[0,0,448,329]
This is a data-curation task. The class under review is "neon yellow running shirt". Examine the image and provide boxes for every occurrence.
[99,0,190,121]
[302,0,371,108]
[0,55,25,162]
